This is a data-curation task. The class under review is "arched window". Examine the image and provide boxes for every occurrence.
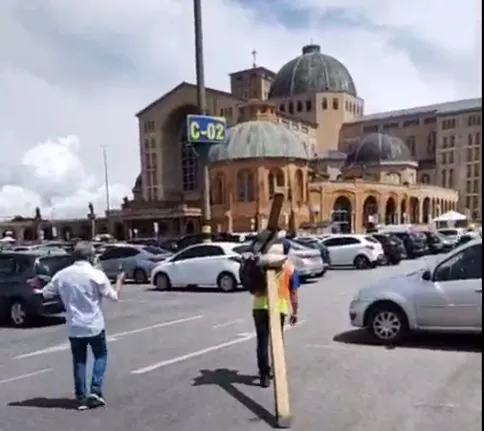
[268,169,285,198]
[295,169,304,204]
[211,174,225,204]
[181,143,198,191]
[237,170,254,201]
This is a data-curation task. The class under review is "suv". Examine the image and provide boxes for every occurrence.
[0,252,73,327]
[371,233,406,264]
[321,235,384,269]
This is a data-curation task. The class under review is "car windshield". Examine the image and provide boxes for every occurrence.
[143,246,170,255]
[365,236,379,243]
[439,229,459,236]
[232,244,252,254]
[34,255,73,276]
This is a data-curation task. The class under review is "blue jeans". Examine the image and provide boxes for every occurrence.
[69,330,108,400]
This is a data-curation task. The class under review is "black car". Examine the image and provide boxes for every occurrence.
[421,231,446,254]
[0,252,72,327]
[371,233,406,264]
[387,231,427,258]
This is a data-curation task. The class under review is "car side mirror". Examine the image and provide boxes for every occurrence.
[422,270,431,281]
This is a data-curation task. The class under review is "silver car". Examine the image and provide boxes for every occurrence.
[349,238,482,344]
[97,244,172,283]
[285,240,325,279]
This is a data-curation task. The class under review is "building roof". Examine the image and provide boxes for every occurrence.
[229,66,276,78]
[269,44,357,99]
[350,98,482,123]
[136,82,242,117]
[344,133,412,166]
[208,120,309,163]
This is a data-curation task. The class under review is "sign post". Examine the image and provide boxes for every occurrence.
[186,114,227,242]
[251,191,292,428]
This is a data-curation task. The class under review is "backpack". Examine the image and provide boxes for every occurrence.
[239,253,267,294]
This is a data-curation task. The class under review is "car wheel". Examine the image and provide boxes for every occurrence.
[217,272,237,292]
[155,273,171,291]
[133,268,148,284]
[10,300,30,327]
[367,303,408,345]
[354,254,370,269]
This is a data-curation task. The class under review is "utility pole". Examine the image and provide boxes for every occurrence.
[193,0,211,242]
[101,145,111,233]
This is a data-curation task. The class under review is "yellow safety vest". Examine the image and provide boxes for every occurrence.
[252,262,294,315]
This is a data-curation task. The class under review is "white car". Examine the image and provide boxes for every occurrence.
[150,242,242,292]
[349,238,482,344]
[321,234,384,269]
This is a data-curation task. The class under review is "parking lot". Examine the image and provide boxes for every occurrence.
[0,257,481,431]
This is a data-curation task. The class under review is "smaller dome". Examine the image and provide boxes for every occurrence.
[345,133,412,166]
[208,120,309,162]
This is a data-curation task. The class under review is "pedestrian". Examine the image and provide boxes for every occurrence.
[251,239,300,388]
[40,242,125,410]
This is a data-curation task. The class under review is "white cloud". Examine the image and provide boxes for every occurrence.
[0,136,130,220]
[0,0,481,218]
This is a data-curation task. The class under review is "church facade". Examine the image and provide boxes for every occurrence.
[119,43,480,237]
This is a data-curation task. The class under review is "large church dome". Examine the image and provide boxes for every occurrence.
[344,133,412,166]
[208,120,309,162]
[269,44,357,99]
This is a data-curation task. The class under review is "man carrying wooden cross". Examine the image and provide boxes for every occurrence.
[241,237,300,388]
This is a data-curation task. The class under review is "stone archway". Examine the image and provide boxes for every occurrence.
[164,104,201,193]
[114,222,125,240]
[61,226,72,240]
[185,219,195,234]
[409,197,419,224]
[362,196,378,229]
[385,197,397,224]
[332,195,352,233]
[23,227,36,241]
[422,197,431,224]
[400,199,407,224]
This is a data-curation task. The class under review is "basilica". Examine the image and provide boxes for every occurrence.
[115,43,480,237]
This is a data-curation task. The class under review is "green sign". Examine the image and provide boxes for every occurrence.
[186,114,227,144]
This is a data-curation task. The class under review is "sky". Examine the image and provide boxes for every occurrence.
[0,0,481,219]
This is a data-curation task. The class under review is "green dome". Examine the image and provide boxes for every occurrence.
[208,120,309,163]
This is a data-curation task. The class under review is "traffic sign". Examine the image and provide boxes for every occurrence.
[186,114,227,144]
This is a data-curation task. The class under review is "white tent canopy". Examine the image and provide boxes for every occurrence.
[432,210,467,222]
[0,236,15,243]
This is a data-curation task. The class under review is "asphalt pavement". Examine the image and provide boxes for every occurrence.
[0,256,481,431]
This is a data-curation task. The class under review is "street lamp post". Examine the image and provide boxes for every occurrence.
[101,145,111,233]
[193,0,212,242]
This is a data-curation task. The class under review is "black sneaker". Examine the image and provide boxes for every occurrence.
[76,398,88,411]
[259,374,271,388]
[88,393,106,408]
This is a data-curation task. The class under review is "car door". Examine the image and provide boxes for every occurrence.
[166,246,206,286]
[415,243,482,328]
[338,237,363,265]
[115,247,142,277]
[322,237,346,265]
[98,248,125,278]
[0,255,19,310]
[185,245,227,287]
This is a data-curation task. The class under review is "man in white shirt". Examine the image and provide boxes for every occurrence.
[42,242,124,410]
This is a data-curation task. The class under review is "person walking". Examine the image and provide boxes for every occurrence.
[251,239,300,388]
[41,242,124,410]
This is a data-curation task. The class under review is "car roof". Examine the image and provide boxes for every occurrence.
[181,241,241,252]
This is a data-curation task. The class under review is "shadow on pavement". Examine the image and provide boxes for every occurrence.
[333,329,482,353]
[193,368,277,427]
[8,397,78,410]
[1,315,65,329]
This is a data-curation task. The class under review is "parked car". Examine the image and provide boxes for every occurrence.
[98,244,172,283]
[349,238,482,344]
[0,252,73,327]
[380,228,427,258]
[421,231,446,254]
[320,235,384,269]
[371,233,406,264]
[151,242,242,292]
[293,237,331,269]
[437,228,465,245]
[456,231,480,247]
[233,238,325,280]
